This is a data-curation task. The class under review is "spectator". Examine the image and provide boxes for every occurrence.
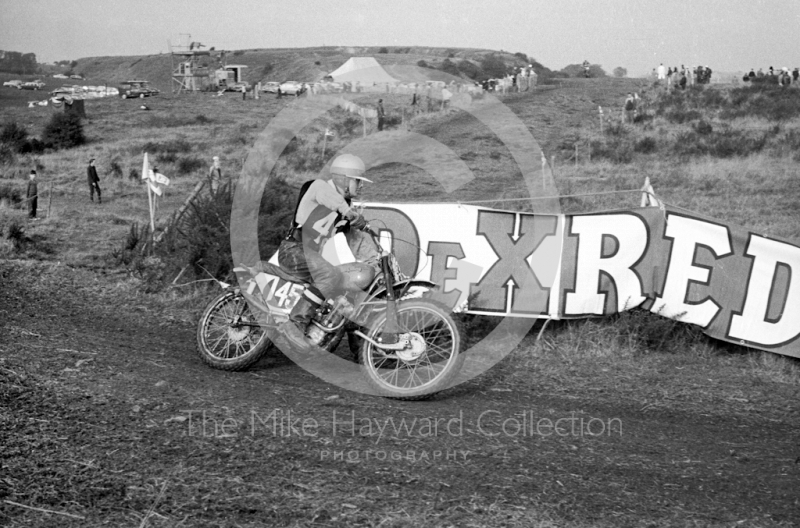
[377,99,385,131]
[208,156,222,193]
[623,93,636,123]
[87,158,101,203]
[657,63,666,80]
[793,68,799,82]
[679,71,687,90]
[241,85,247,100]
[27,170,38,219]
[441,87,452,110]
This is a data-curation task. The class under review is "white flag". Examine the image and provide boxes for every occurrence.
[640,176,662,209]
[142,152,151,180]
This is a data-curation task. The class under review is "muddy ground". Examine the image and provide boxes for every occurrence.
[1,259,798,527]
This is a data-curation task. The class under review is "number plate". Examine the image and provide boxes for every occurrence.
[254,273,304,310]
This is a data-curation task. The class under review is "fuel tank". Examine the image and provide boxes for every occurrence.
[337,262,376,291]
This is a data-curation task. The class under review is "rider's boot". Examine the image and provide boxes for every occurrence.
[280,289,323,350]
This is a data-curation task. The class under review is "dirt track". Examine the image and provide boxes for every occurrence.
[1,259,798,527]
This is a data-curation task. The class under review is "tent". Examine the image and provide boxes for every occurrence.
[328,57,398,84]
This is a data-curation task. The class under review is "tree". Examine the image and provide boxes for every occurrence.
[439,58,460,77]
[378,47,388,54]
[42,113,85,150]
[0,51,38,74]
[457,60,482,79]
[613,67,628,78]
[480,54,508,79]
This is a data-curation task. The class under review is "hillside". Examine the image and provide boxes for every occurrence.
[69,46,545,93]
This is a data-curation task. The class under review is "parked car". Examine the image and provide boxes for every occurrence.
[53,73,69,79]
[21,80,46,90]
[3,80,23,88]
[119,80,159,99]
[261,81,280,93]
[279,81,305,96]
[70,74,84,80]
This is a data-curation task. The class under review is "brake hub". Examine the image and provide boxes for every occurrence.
[395,332,426,362]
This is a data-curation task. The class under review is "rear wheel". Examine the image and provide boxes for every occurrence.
[359,300,463,400]
[196,290,274,371]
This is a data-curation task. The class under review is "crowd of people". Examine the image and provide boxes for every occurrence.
[743,66,798,86]
[654,63,712,89]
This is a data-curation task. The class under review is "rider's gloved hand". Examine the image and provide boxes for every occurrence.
[349,214,368,231]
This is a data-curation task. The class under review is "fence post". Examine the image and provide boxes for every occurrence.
[47,182,53,218]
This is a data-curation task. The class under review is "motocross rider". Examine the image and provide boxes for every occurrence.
[278,153,379,349]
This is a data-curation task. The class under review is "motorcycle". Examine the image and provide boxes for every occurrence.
[195,227,464,400]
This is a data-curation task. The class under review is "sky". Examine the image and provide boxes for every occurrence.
[1,0,798,76]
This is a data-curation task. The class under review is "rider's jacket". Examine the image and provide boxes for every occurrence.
[289,179,352,252]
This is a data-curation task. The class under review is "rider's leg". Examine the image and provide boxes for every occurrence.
[277,240,343,348]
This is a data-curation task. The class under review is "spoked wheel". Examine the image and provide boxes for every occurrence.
[360,300,463,400]
[196,290,274,371]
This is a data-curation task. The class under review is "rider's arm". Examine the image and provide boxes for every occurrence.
[295,180,352,227]
[312,180,352,217]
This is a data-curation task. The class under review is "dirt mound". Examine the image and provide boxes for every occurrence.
[69,46,532,93]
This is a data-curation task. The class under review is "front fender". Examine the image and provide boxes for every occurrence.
[369,279,438,301]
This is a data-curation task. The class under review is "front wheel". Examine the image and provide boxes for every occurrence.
[196,290,274,371]
[359,300,463,400]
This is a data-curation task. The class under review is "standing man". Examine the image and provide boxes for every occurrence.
[623,93,636,123]
[27,169,38,219]
[377,99,385,131]
[241,85,247,100]
[208,156,222,194]
[87,158,101,203]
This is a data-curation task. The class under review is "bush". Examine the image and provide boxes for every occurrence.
[41,113,85,150]
[634,136,658,154]
[672,129,768,159]
[417,60,429,69]
[128,168,139,181]
[110,160,123,178]
[195,114,211,124]
[4,218,26,251]
[257,177,299,261]
[693,120,713,135]
[591,138,634,163]
[480,54,508,79]
[457,60,481,79]
[141,138,192,156]
[0,184,23,208]
[0,122,29,151]
[439,59,460,77]
[0,144,14,165]
[378,47,388,54]
[177,156,204,175]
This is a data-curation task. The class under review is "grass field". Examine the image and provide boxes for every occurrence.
[2,71,800,527]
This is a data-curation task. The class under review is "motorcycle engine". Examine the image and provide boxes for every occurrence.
[305,295,354,346]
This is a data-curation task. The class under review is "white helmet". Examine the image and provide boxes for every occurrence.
[330,154,372,182]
